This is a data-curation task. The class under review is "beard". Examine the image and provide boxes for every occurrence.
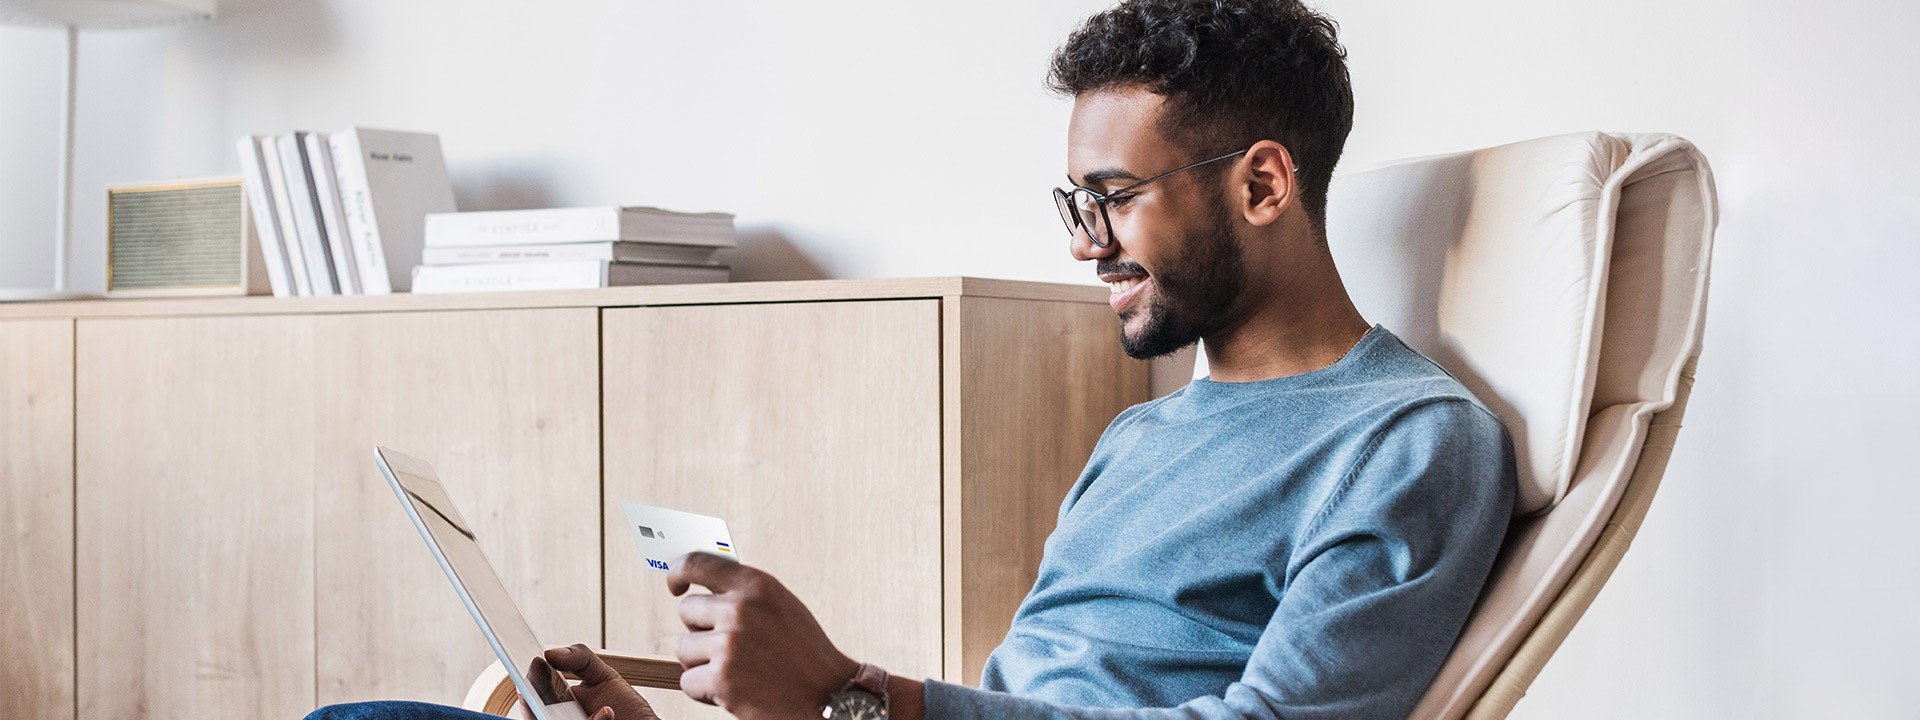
[1116,201,1247,359]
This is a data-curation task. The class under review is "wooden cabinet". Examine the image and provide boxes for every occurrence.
[0,278,1148,718]
[0,319,75,720]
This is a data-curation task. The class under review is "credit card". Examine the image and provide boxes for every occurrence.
[621,501,739,572]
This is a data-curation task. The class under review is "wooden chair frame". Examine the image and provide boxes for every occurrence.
[464,652,683,718]
[1459,358,1697,717]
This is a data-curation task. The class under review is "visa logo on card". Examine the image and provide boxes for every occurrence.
[622,501,739,572]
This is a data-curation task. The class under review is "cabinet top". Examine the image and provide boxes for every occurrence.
[0,277,1111,320]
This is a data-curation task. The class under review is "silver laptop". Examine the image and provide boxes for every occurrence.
[374,446,590,720]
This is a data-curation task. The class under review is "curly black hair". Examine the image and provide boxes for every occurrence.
[1048,0,1354,230]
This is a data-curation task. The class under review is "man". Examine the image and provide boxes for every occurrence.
[309,1,1514,719]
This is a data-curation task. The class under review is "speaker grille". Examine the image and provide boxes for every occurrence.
[108,182,245,290]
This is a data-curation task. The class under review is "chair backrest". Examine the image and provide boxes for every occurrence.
[1194,132,1717,718]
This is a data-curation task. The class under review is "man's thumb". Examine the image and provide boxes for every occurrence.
[589,707,615,720]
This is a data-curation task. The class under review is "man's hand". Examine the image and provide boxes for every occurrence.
[667,552,861,720]
[543,643,662,720]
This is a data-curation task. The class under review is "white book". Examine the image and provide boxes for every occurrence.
[234,135,295,297]
[409,260,730,294]
[277,132,339,295]
[304,132,361,294]
[329,127,457,293]
[420,241,724,266]
[258,135,313,295]
[423,206,736,248]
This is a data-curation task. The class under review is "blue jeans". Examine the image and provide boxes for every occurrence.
[306,701,499,720]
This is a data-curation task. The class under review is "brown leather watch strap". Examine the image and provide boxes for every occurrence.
[849,662,890,701]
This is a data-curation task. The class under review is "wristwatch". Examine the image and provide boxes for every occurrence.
[822,662,889,720]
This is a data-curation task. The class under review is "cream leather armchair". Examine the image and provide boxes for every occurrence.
[1204,131,1718,719]
[464,132,1718,719]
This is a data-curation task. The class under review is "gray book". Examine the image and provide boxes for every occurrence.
[330,127,458,293]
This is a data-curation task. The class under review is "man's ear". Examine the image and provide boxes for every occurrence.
[1237,140,1297,227]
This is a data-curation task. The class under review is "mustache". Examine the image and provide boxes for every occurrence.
[1096,260,1149,277]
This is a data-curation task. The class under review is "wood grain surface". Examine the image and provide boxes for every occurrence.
[310,309,602,707]
[941,297,1150,683]
[0,319,75,720]
[601,300,943,720]
[75,315,318,720]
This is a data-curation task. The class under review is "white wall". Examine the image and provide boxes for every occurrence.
[2,0,1915,717]
[0,23,64,288]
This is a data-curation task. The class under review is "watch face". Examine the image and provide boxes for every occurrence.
[825,689,887,720]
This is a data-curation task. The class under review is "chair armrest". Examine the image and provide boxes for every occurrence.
[462,650,684,716]
[591,650,684,690]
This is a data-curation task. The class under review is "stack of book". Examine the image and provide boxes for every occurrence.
[410,206,734,294]
[234,127,456,296]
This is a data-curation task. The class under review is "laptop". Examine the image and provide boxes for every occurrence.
[374,446,590,720]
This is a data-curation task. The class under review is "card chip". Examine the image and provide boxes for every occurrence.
[637,526,656,539]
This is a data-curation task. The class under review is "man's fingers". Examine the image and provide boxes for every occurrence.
[677,664,720,706]
[665,552,747,596]
[674,630,722,669]
[675,593,731,631]
[543,643,622,685]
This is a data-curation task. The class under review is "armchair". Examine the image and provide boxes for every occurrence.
[1221,131,1718,718]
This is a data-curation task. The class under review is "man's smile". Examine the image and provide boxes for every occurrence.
[1098,263,1152,314]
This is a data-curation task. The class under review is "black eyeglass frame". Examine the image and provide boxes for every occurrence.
[1053,148,1254,249]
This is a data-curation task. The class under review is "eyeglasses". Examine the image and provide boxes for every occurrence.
[1053,149,1249,249]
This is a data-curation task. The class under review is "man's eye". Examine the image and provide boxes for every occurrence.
[1109,194,1137,207]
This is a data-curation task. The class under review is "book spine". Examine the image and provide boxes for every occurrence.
[234,136,294,297]
[422,244,619,264]
[304,132,361,294]
[259,136,313,295]
[423,209,621,247]
[409,261,605,294]
[419,242,723,265]
[410,260,730,293]
[278,133,339,295]
[327,130,393,295]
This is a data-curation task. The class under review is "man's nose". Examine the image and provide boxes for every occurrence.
[1068,228,1118,262]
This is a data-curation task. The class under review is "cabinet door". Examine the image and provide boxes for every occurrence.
[312,309,601,706]
[942,296,1149,683]
[1,319,74,720]
[76,315,317,720]
[602,301,942,720]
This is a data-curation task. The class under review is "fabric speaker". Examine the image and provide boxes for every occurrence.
[106,177,269,297]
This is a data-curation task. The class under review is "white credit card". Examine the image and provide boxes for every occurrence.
[621,501,739,572]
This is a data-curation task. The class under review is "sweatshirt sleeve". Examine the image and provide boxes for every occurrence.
[921,398,1516,720]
